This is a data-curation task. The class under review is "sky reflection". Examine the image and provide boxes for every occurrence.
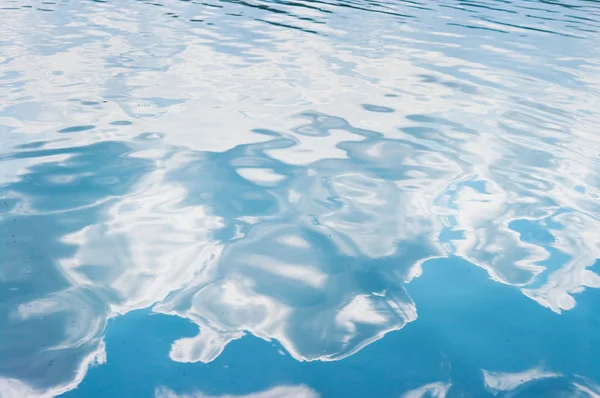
[1,0,600,396]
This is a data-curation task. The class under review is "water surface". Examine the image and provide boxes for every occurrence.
[1,0,600,396]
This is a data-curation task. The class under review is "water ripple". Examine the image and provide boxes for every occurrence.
[1,0,600,396]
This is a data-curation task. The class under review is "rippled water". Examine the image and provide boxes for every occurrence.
[1,0,600,396]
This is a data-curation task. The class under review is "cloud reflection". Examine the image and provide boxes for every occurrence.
[155,385,320,398]
[482,367,561,394]
[401,382,452,398]
[482,367,600,397]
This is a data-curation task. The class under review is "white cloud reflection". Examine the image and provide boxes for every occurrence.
[482,367,600,397]
[482,367,560,394]
[154,385,320,398]
[401,382,452,398]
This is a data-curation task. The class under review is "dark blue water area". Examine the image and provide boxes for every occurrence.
[63,257,600,398]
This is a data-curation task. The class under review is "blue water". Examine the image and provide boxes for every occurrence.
[1,0,600,397]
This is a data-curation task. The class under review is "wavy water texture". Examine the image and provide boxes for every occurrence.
[1,0,600,396]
